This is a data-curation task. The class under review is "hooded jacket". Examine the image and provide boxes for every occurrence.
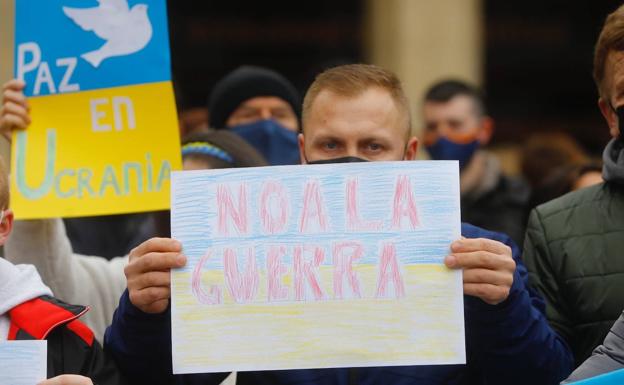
[1,258,126,384]
[524,137,624,366]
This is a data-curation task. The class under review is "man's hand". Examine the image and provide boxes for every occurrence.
[0,79,30,140]
[125,237,187,314]
[39,375,93,385]
[444,238,516,305]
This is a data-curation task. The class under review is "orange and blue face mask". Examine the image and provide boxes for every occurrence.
[425,129,480,170]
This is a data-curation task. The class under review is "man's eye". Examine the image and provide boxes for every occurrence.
[368,143,382,151]
[323,142,338,150]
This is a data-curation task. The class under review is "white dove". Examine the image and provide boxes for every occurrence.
[63,0,153,68]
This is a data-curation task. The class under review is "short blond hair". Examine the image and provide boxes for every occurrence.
[0,157,9,209]
[594,4,624,97]
[302,64,411,134]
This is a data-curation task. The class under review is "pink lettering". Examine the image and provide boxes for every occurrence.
[375,243,405,298]
[293,245,326,301]
[223,247,259,303]
[260,181,289,234]
[332,241,363,299]
[299,180,329,233]
[191,250,222,305]
[267,245,289,301]
[216,183,248,236]
[391,175,420,230]
[346,178,383,231]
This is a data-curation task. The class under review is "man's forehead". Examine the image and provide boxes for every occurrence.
[304,87,409,140]
[238,96,291,109]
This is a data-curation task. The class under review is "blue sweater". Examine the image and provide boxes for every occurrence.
[104,223,574,385]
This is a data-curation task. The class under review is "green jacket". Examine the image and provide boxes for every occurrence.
[523,181,624,366]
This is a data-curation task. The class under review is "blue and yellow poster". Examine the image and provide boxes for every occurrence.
[11,0,181,218]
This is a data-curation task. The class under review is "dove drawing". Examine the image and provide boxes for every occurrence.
[63,0,153,68]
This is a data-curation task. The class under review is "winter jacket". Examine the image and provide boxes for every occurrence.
[5,218,128,343]
[523,137,624,366]
[564,311,624,382]
[9,295,126,384]
[104,223,574,385]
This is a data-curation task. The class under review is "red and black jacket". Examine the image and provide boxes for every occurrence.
[8,295,127,385]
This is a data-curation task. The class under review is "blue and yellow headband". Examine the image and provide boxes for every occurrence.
[181,142,234,164]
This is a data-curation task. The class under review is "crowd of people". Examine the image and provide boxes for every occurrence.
[1,4,624,385]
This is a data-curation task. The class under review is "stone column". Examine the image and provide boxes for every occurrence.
[364,0,484,140]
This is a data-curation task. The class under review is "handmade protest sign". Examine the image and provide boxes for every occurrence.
[10,0,181,219]
[171,161,465,374]
[0,341,47,385]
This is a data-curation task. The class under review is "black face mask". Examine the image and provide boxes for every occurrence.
[306,156,369,165]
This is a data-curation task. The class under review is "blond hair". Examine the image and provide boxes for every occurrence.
[594,4,624,97]
[302,64,411,134]
[0,157,9,209]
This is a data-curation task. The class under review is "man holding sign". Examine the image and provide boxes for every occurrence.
[105,64,573,384]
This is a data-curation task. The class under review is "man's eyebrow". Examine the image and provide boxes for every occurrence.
[359,132,394,141]
[311,134,343,142]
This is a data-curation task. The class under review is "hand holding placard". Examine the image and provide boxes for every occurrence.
[0,79,30,138]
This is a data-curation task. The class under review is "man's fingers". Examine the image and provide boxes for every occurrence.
[3,89,29,108]
[129,286,171,308]
[129,237,182,261]
[0,114,29,131]
[3,79,26,92]
[445,251,515,271]
[463,283,510,305]
[129,271,171,290]
[462,268,514,287]
[2,101,31,123]
[125,251,186,276]
[451,238,511,255]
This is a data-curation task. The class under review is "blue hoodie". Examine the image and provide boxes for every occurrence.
[104,223,574,385]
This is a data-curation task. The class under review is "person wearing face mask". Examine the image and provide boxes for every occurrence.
[523,3,624,370]
[104,64,573,385]
[422,80,530,247]
[208,66,301,165]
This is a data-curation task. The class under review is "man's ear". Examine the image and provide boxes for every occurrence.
[404,136,419,160]
[598,97,620,138]
[298,133,307,164]
[477,116,494,145]
[0,209,14,246]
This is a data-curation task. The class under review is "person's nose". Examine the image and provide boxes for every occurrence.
[259,108,272,120]
[344,143,361,158]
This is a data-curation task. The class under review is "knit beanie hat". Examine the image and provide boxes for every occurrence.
[208,66,301,129]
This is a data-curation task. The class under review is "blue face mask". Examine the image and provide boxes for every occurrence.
[425,136,479,169]
[230,120,300,166]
